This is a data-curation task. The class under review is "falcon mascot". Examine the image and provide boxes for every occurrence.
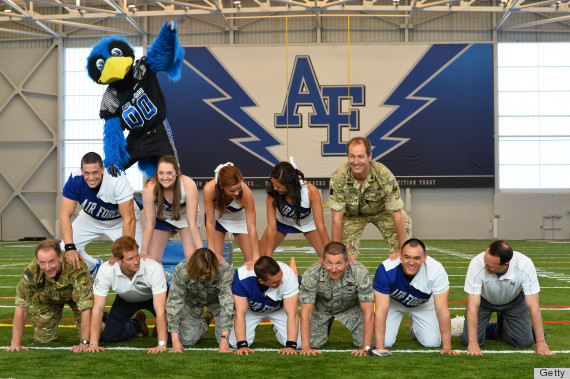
[86,21,184,177]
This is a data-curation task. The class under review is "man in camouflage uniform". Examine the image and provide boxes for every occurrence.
[7,240,93,352]
[166,247,234,353]
[328,136,410,258]
[299,242,374,356]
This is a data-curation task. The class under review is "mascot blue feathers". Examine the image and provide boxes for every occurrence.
[87,21,185,178]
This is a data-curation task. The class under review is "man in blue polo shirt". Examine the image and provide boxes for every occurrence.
[230,256,302,355]
[59,152,143,277]
[373,238,458,355]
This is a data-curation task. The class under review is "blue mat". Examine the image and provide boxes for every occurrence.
[162,241,233,274]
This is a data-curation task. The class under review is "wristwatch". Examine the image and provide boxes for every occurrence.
[80,339,90,345]
[158,341,167,346]
[220,335,230,340]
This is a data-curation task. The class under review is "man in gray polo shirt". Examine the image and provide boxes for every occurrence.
[461,240,554,355]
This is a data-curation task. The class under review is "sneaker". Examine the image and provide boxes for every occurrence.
[409,314,416,340]
[202,311,214,327]
[101,311,109,333]
[485,322,497,340]
[90,258,102,279]
[135,311,149,336]
[164,271,173,286]
[494,313,504,341]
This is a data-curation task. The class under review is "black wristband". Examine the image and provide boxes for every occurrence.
[236,340,248,349]
[64,244,76,252]
[286,341,297,349]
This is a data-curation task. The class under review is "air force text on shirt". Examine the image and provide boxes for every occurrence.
[80,199,121,219]
[249,301,281,313]
[390,288,429,307]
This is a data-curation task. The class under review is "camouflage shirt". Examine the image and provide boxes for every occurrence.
[15,255,94,311]
[328,161,403,216]
[166,258,234,333]
[300,261,374,314]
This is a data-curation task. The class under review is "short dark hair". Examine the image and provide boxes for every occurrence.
[323,242,348,261]
[401,238,426,255]
[346,137,371,156]
[81,152,103,168]
[254,256,281,281]
[488,240,513,265]
[112,236,139,260]
[35,240,61,258]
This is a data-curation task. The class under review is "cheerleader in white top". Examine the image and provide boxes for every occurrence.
[203,163,259,267]
[140,155,203,262]
[259,160,329,260]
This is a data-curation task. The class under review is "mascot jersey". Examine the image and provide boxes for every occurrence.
[99,59,176,168]
[373,256,449,308]
[62,170,134,221]
[232,261,298,313]
[100,58,165,133]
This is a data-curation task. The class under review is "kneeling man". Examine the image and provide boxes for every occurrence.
[166,247,234,353]
[373,238,458,355]
[461,240,553,355]
[230,256,302,355]
[87,236,168,354]
[300,242,374,356]
[7,240,93,352]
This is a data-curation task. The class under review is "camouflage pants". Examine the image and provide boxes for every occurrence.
[31,299,82,343]
[310,305,364,349]
[178,302,222,346]
[342,209,410,258]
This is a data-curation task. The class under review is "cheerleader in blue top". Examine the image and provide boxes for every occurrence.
[140,155,203,262]
[203,163,259,268]
[259,160,329,261]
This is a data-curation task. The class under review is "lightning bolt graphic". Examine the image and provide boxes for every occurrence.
[367,44,471,161]
[185,47,280,166]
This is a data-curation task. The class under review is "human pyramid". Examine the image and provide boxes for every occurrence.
[5,20,555,357]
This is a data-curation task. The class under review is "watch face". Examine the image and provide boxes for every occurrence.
[158,341,167,346]
[80,339,89,345]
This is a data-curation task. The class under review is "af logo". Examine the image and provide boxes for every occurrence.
[274,56,365,156]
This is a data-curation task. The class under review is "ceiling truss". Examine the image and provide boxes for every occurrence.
[0,0,569,40]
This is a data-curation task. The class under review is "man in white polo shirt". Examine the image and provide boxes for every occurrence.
[86,236,168,354]
[461,240,554,356]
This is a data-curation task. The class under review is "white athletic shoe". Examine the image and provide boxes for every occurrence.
[90,258,102,279]
[164,270,173,285]
[409,314,416,340]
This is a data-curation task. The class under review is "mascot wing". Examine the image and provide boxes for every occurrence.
[146,22,185,81]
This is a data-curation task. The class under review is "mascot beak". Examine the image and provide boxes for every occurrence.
[98,56,134,84]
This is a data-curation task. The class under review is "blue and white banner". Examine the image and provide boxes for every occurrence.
[160,43,494,188]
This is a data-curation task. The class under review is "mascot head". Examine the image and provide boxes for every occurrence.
[87,37,135,84]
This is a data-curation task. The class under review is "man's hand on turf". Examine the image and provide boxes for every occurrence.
[87,345,105,353]
[351,348,368,357]
[65,249,84,270]
[218,337,231,353]
[439,347,460,355]
[235,346,255,355]
[466,343,483,356]
[300,347,321,356]
[147,344,167,354]
[535,341,555,355]
[71,343,90,353]
[6,345,28,352]
[277,347,297,355]
[170,341,184,353]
